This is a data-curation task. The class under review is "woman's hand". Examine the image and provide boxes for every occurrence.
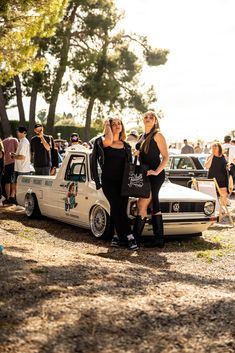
[147,169,159,176]
[133,149,140,157]
[104,119,111,128]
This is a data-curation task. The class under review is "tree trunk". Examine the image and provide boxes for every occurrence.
[28,85,38,139]
[46,4,77,135]
[28,71,43,139]
[14,75,26,125]
[84,97,95,142]
[0,86,12,137]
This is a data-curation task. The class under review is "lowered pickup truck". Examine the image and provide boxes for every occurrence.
[16,145,217,239]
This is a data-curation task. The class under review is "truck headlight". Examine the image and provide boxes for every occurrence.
[204,201,215,216]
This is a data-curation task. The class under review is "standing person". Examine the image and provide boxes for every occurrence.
[91,117,138,250]
[11,127,31,194]
[30,124,52,175]
[222,135,235,180]
[0,139,4,205]
[203,144,210,154]
[126,129,139,151]
[205,143,229,209]
[2,135,19,204]
[134,111,169,248]
[181,139,194,154]
[194,142,202,153]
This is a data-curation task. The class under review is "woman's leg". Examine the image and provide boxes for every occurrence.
[102,180,131,242]
[219,187,228,209]
[146,173,165,248]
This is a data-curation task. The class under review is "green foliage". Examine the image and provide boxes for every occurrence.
[0,120,98,141]
[53,125,98,141]
[0,0,68,85]
[54,112,77,126]
[145,48,169,66]
[36,109,47,125]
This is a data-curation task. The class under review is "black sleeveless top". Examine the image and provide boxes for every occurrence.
[136,133,161,170]
[101,147,126,182]
[208,155,228,188]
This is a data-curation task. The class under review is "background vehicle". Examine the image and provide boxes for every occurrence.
[165,154,209,188]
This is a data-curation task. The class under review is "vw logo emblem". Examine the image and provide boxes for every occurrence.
[172,202,180,212]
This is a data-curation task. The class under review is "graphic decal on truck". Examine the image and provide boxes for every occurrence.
[64,182,78,212]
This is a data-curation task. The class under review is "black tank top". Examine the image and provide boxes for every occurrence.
[102,147,126,182]
[137,134,161,170]
[208,155,228,185]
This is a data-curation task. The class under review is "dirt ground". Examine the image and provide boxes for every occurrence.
[0,199,235,353]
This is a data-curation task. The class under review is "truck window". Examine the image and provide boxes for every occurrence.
[65,155,86,182]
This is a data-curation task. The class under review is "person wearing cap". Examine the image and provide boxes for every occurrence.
[30,123,53,175]
[126,129,139,151]
[2,134,19,204]
[10,127,31,201]
[70,132,81,146]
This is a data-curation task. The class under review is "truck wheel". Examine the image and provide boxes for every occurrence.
[25,193,41,218]
[90,205,110,239]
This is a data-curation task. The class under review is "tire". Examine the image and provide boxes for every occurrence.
[90,204,110,239]
[24,193,41,218]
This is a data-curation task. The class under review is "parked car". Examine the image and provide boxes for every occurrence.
[16,146,216,239]
[165,154,209,188]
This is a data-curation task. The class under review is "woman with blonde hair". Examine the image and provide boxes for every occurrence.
[134,111,169,247]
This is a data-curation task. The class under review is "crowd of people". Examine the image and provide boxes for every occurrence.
[0,116,235,251]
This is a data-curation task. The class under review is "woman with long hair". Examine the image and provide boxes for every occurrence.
[205,142,229,208]
[134,111,169,247]
[91,116,138,250]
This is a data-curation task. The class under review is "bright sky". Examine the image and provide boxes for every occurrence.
[116,0,235,142]
[7,0,235,143]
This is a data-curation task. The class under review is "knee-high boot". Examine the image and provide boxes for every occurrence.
[145,214,165,248]
[133,215,146,246]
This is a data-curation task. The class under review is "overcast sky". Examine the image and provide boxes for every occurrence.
[116,0,235,142]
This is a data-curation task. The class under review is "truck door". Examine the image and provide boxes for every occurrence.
[55,153,90,226]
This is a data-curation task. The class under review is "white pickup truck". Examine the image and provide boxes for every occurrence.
[16,145,217,239]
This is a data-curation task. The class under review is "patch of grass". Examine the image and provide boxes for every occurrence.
[30,268,47,274]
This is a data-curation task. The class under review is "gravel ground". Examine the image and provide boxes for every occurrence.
[0,198,235,353]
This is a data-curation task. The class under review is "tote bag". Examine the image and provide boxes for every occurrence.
[121,157,150,198]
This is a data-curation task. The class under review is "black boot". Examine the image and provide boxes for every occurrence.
[133,215,146,246]
[145,214,165,248]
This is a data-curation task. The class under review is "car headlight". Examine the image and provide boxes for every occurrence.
[204,201,215,216]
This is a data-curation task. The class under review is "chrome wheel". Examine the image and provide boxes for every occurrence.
[24,193,40,218]
[90,205,109,238]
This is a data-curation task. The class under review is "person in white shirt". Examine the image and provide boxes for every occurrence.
[222,135,235,178]
[11,127,31,202]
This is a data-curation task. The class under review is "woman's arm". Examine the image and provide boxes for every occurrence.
[102,119,113,147]
[204,155,213,169]
[147,132,169,176]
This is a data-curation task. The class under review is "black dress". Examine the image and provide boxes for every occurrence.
[208,155,228,189]
[101,146,131,240]
[137,134,165,214]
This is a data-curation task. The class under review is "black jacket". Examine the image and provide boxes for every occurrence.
[90,136,132,190]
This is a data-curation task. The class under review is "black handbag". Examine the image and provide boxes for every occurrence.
[121,157,151,198]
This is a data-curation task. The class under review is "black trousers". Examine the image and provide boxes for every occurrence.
[101,178,131,241]
[149,170,165,214]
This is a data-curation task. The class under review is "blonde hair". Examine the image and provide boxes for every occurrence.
[141,111,160,153]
